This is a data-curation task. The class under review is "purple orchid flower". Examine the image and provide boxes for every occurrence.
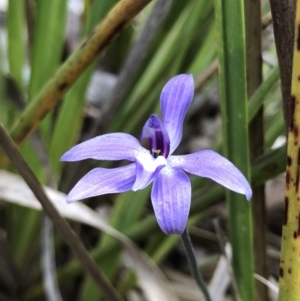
[61,74,252,235]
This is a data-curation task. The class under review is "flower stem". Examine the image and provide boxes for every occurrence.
[181,228,212,301]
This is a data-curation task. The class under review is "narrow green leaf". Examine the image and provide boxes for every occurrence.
[265,109,284,148]
[214,0,255,299]
[28,0,67,101]
[248,66,279,122]
[7,0,25,87]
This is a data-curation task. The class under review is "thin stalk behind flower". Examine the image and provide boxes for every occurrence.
[181,228,211,301]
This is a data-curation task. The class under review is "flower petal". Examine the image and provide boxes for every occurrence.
[160,74,194,154]
[132,152,167,191]
[169,150,252,200]
[151,166,191,235]
[66,164,136,203]
[61,133,145,162]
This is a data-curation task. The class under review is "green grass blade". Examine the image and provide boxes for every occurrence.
[7,0,25,87]
[0,42,11,128]
[28,0,67,101]
[265,109,284,148]
[248,66,279,122]
[214,0,255,299]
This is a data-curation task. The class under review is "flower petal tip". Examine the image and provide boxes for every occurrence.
[66,197,76,204]
[60,150,77,162]
[246,188,253,201]
[60,153,69,162]
[151,167,191,236]
[162,227,184,235]
[171,73,193,82]
[172,74,194,91]
[242,181,252,201]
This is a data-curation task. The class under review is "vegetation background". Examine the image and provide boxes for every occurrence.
[0,0,298,300]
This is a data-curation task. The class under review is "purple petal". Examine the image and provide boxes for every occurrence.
[169,150,252,200]
[66,164,136,203]
[132,153,167,191]
[151,166,191,235]
[160,74,194,154]
[61,133,144,162]
[140,114,170,158]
